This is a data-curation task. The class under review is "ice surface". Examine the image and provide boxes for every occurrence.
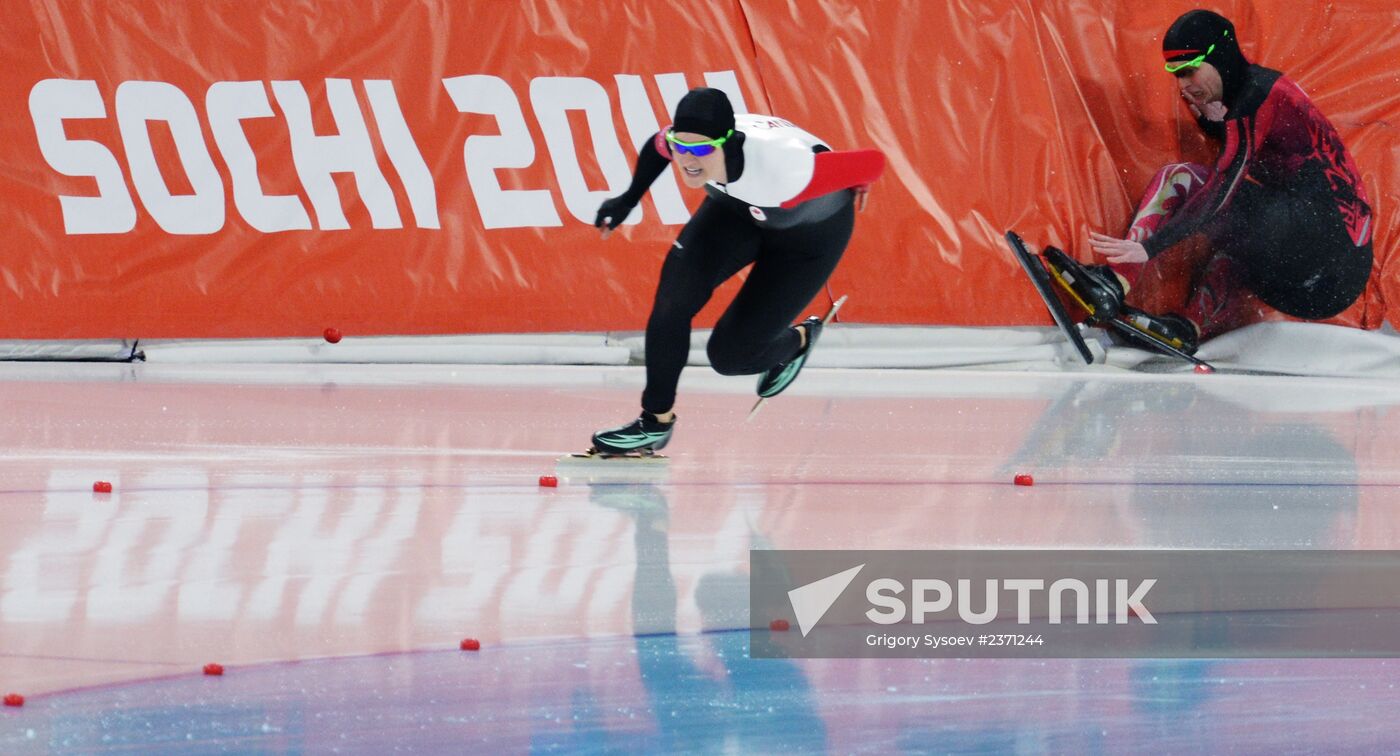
[1,361,1398,751]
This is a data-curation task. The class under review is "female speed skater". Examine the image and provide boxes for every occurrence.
[587,87,884,456]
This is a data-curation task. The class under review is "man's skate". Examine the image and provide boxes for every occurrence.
[1006,230,1214,371]
[747,294,847,421]
[1005,231,1096,364]
[571,412,675,461]
[1110,307,1201,358]
[1039,245,1126,325]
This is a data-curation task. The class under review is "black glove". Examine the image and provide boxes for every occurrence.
[594,195,635,230]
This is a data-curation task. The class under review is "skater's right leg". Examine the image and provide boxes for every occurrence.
[1051,164,1209,335]
[639,200,760,414]
[1125,163,1210,243]
[1143,178,1369,352]
[1225,179,1372,322]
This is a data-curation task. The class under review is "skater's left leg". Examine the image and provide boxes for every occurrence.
[706,199,855,375]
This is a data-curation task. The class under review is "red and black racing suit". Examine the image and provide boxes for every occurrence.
[1138,66,1373,324]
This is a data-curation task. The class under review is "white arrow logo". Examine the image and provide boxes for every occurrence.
[787,564,865,637]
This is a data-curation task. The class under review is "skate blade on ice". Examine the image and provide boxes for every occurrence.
[555,448,669,484]
[1003,231,1096,365]
[559,447,668,463]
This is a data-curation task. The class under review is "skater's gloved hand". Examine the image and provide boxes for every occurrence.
[594,195,635,239]
[1088,232,1148,265]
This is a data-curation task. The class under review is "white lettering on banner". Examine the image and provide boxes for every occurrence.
[701,70,749,113]
[115,82,227,235]
[241,482,383,625]
[530,76,637,226]
[499,499,631,629]
[272,79,403,230]
[0,471,653,645]
[27,79,137,234]
[28,71,747,235]
[206,81,314,233]
[364,80,440,229]
[652,72,694,122]
[290,488,386,627]
[614,74,689,224]
[441,74,564,230]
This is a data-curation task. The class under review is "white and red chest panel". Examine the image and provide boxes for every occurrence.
[711,114,828,207]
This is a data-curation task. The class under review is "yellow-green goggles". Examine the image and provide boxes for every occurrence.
[666,129,733,157]
[1165,43,1215,74]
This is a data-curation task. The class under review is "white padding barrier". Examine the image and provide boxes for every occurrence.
[0,323,1396,378]
[0,340,140,361]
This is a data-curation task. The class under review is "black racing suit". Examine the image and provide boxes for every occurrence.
[605,128,855,415]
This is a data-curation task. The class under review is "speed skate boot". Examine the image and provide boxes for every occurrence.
[590,411,675,456]
[756,317,823,398]
[1117,306,1200,355]
[1041,246,1126,324]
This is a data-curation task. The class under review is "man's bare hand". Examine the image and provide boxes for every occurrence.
[1088,232,1148,264]
[1182,93,1227,122]
[1200,101,1227,121]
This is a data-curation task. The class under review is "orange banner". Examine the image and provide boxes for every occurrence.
[1,1,1395,338]
[741,0,1397,329]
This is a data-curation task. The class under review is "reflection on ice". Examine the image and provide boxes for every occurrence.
[1,363,1399,750]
